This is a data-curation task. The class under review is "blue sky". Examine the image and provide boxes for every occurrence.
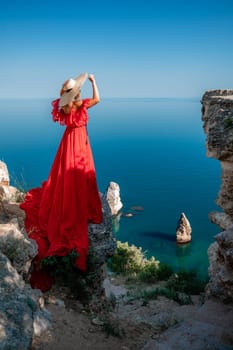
[1,0,233,98]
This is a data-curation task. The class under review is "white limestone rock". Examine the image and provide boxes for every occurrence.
[176,213,192,244]
[0,184,24,203]
[0,220,37,276]
[0,161,9,186]
[104,181,123,216]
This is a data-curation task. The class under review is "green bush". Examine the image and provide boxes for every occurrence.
[138,257,160,283]
[40,250,92,304]
[108,241,147,274]
[108,241,207,305]
[40,250,79,274]
[108,241,177,283]
[108,241,178,284]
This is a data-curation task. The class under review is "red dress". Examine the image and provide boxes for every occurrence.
[20,98,103,291]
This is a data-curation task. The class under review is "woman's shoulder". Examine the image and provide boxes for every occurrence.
[74,98,91,110]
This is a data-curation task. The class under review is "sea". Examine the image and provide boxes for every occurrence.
[0,98,221,276]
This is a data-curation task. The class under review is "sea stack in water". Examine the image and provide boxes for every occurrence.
[104,181,123,216]
[176,212,192,244]
[0,161,9,186]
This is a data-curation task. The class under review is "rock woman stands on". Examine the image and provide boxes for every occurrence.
[20,73,103,291]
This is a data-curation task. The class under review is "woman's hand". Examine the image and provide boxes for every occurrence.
[88,74,95,83]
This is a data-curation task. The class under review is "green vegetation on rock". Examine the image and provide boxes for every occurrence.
[108,241,173,283]
[108,241,207,304]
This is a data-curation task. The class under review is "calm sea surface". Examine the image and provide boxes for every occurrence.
[0,98,221,276]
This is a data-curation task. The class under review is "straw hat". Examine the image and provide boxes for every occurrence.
[59,72,88,107]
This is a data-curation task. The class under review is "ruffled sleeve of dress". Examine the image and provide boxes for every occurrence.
[51,98,91,126]
[81,98,91,109]
[51,99,66,125]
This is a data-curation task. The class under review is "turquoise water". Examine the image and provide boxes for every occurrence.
[0,98,221,275]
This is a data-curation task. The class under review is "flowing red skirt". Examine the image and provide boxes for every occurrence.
[20,125,102,291]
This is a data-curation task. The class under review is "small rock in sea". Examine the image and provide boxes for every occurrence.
[0,160,9,186]
[105,181,123,216]
[129,205,144,211]
[122,212,134,218]
[176,212,192,244]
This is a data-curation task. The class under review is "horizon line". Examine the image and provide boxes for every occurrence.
[0,96,200,100]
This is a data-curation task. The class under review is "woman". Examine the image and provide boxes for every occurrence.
[20,73,103,291]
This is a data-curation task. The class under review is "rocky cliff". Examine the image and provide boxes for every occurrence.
[0,161,51,350]
[0,161,117,348]
[202,90,233,301]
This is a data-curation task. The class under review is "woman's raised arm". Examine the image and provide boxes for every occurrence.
[86,74,100,108]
